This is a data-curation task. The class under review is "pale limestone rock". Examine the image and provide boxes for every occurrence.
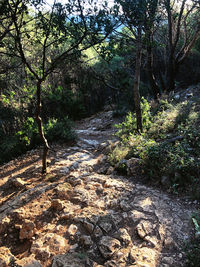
[136,220,154,239]
[67,224,78,236]
[127,158,142,175]
[129,246,158,267]
[19,220,36,240]
[106,167,115,175]
[98,236,121,259]
[60,167,70,174]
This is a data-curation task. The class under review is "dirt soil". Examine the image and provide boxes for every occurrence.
[0,109,199,267]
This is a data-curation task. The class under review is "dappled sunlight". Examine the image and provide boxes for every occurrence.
[139,196,153,209]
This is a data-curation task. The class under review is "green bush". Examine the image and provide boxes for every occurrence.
[42,86,86,120]
[115,97,152,143]
[110,96,200,191]
[185,215,200,267]
[0,116,76,165]
[45,117,76,142]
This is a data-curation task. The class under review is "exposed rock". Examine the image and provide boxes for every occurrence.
[67,224,78,236]
[51,253,85,267]
[31,233,68,258]
[106,167,115,175]
[16,257,42,267]
[67,176,83,187]
[113,228,132,246]
[0,247,15,267]
[55,183,72,199]
[83,219,95,234]
[162,256,174,265]
[51,199,65,211]
[99,219,113,233]
[120,200,132,211]
[93,225,103,238]
[129,246,158,266]
[98,236,121,259]
[60,167,70,174]
[24,260,42,267]
[12,177,27,188]
[0,216,10,233]
[136,220,154,239]
[80,235,93,247]
[19,220,36,240]
[127,157,142,175]
[72,187,90,205]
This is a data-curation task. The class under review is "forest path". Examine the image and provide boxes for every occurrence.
[0,109,198,267]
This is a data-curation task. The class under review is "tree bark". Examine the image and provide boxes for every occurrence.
[146,35,160,99]
[166,55,175,92]
[36,80,50,174]
[133,26,143,133]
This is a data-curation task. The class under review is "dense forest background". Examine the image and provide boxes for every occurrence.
[0,0,200,171]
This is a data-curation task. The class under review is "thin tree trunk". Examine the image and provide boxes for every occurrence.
[36,80,50,174]
[133,26,143,133]
[166,53,175,92]
[146,36,160,99]
[158,69,166,92]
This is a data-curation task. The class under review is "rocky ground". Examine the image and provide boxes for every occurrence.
[0,109,199,267]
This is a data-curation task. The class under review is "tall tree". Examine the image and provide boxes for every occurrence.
[1,0,115,173]
[160,0,200,91]
[114,0,160,131]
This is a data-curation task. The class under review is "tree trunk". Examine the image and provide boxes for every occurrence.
[133,26,143,133]
[166,54,175,92]
[36,80,50,174]
[146,36,160,99]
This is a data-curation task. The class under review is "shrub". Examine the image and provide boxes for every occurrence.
[115,97,152,143]
[45,117,76,143]
[0,116,76,165]
[111,95,200,191]
[185,214,200,267]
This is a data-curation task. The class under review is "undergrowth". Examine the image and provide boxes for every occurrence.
[109,93,200,195]
[0,116,75,165]
[184,214,200,267]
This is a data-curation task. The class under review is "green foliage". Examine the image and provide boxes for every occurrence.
[185,214,200,267]
[108,145,129,166]
[42,86,86,120]
[16,117,39,146]
[0,116,75,165]
[110,95,200,191]
[115,97,152,143]
[45,117,76,142]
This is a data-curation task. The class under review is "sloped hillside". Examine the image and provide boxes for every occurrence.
[0,102,199,267]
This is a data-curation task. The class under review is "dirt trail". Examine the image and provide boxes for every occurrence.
[0,109,198,267]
